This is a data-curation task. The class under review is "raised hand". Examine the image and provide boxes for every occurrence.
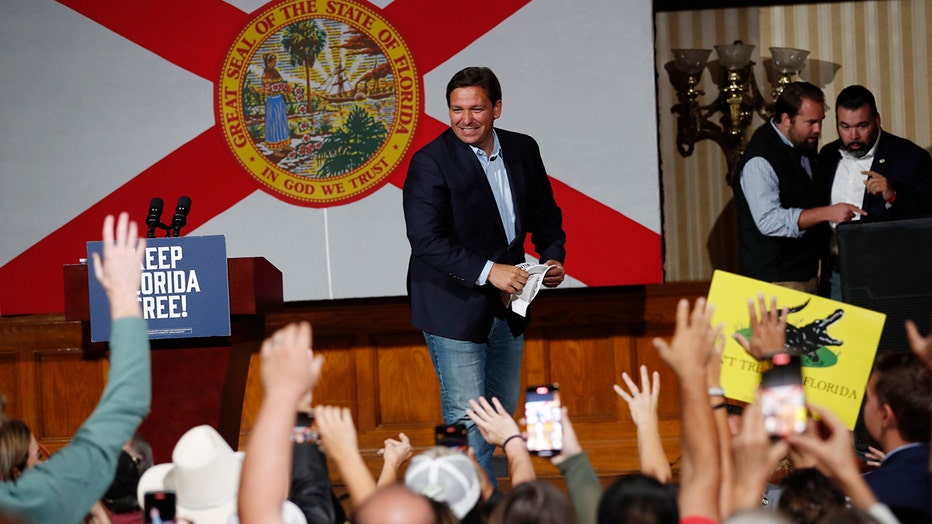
[614,365,660,428]
[729,400,789,512]
[377,432,413,486]
[92,212,146,319]
[466,396,521,447]
[733,294,787,360]
[653,298,719,379]
[786,404,880,509]
[378,432,412,469]
[260,322,324,404]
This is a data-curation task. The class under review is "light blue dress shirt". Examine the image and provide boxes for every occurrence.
[471,130,517,285]
[739,120,813,238]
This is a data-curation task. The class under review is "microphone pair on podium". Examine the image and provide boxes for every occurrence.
[146,196,191,238]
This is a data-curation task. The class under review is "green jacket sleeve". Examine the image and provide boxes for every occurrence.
[557,452,603,524]
[0,317,151,524]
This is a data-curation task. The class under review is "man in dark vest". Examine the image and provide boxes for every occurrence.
[733,81,865,294]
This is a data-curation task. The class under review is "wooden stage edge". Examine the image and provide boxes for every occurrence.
[0,281,710,483]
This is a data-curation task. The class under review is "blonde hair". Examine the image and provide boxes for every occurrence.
[0,419,32,481]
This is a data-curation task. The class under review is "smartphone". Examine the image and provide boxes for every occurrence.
[143,491,176,524]
[292,411,319,444]
[435,423,468,451]
[759,354,807,438]
[524,384,562,457]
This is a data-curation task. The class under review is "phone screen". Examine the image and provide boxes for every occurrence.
[434,423,468,452]
[760,355,807,438]
[293,411,319,444]
[143,491,176,524]
[524,384,562,457]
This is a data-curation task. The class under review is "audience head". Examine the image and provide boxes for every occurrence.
[404,446,480,520]
[0,419,40,481]
[353,484,439,524]
[776,467,845,524]
[488,479,577,524]
[864,351,932,448]
[724,509,793,524]
[103,433,153,514]
[598,473,678,524]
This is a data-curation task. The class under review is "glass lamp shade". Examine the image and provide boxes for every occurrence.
[714,44,755,70]
[770,47,810,74]
[672,48,712,75]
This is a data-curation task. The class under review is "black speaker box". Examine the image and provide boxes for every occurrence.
[837,216,932,354]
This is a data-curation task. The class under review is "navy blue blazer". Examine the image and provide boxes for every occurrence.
[863,443,931,515]
[818,131,932,219]
[403,127,566,342]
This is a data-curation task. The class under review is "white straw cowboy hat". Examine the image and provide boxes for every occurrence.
[136,425,244,523]
[137,425,308,524]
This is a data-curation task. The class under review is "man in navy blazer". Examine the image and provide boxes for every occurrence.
[861,351,932,517]
[403,67,566,483]
[817,85,932,299]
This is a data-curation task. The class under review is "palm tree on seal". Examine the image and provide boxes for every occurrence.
[317,106,387,177]
[281,20,328,116]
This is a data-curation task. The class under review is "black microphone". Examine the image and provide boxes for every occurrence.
[170,196,191,237]
[146,197,164,238]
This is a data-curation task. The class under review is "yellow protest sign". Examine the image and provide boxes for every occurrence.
[707,270,885,429]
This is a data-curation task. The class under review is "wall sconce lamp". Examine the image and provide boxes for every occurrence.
[670,43,809,180]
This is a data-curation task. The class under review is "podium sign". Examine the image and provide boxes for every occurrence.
[87,235,231,341]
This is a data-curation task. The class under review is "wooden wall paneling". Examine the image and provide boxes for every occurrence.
[372,333,439,429]
[353,336,378,432]
[313,335,359,413]
[0,351,20,419]
[521,330,548,395]
[238,350,264,442]
[544,326,618,421]
[35,348,106,452]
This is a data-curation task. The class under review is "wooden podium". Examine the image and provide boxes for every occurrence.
[64,257,282,462]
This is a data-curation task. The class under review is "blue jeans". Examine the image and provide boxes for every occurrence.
[423,317,524,487]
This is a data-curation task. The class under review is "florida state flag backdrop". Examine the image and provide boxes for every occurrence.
[0,0,662,315]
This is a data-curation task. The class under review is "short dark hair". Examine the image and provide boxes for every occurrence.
[835,85,879,116]
[871,351,932,443]
[778,468,846,524]
[598,473,679,524]
[489,480,577,524]
[773,81,825,123]
[445,67,502,106]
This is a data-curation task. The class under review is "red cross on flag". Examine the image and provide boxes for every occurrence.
[0,0,662,315]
